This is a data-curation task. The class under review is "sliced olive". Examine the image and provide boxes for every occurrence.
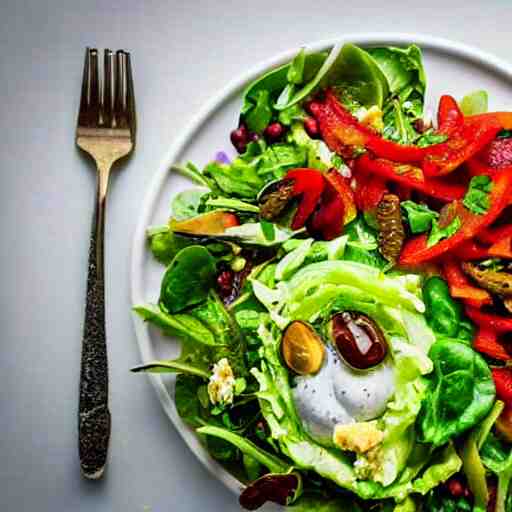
[281,321,325,375]
[170,211,239,236]
[330,311,387,370]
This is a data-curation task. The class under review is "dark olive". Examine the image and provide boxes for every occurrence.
[330,311,388,370]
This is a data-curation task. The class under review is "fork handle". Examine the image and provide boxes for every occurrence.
[79,165,111,479]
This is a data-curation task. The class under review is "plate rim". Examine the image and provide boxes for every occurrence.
[130,32,512,498]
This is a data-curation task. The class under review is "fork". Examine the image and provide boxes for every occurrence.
[76,48,136,479]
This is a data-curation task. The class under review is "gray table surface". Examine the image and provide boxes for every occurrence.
[1,1,511,511]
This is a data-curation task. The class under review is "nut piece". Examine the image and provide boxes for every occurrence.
[377,193,405,265]
[333,421,384,453]
[281,321,325,375]
[330,311,388,370]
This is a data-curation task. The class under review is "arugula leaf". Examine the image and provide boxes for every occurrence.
[171,188,208,220]
[245,89,272,134]
[460,90,488,115]
[203,160,264,199]
[427,217,461,247]
[463,175,493,215]
[401,200,439,234]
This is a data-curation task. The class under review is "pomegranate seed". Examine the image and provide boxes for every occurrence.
[304,117,319,138]
[217,270,234,294]
[264,122,285,142]
[307,101,321,116]
[446,477,465,498]
[230,124,248,150]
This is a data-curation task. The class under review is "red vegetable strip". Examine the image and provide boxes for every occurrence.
[399,169,512,265]
[474,328,511,361]
[478,224,512,245]
[353,172,387,211]
[324,169,357,224]
[285,168,325,230]
[438,95,464,135]
[467,112,512,130]
[488,235,512,259]
[355,154,466,202]
[466,307,512,333]
[450,240,491,261]
[492,368,512,405]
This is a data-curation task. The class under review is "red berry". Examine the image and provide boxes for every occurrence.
[248,132,260,142]
[304,116,319,138]
[217,270,234,294]
[264,122,285,142]
[306,101,321,116]
[230,124,248,152]
[447,478,464,498]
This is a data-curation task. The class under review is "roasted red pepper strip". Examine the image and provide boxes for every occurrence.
[438,95,464,135]
[324,169,357,224]
[356,154,466,202]
[492,368,512,405]
[468,112,512,130]
[478,224,512,244]
[489,235,512,258]
[399,169,512,265]
[466,306,512,333]
[443,257,493,307]
[310,184,345,241]
[285,169,325,230]
[353,172,387,211]
[450,240,492,260]
[474,328,511,361]
[310,90,426,162]
[467,138,512,176]
[312,90,501,176]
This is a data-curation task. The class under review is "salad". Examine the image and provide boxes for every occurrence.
[133,42,512,511]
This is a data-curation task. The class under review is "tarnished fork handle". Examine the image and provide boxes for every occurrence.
[76,48,135,479]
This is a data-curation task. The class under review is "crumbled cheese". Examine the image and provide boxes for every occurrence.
[208,358,235,406]
[333,421,384,453]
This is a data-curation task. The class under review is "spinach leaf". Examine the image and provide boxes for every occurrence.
[422,277,462,337]
[278,104,306,126]
[463,175,493,215]
[203,160,264,199]
[427,216,461,247]
[276,43,389,110]
[245,89,272,134]
[460,90,488,116]
[172,188,208,220]
[257,143,307,179]
[343,217,387,269]
[159,246,217,314]
[175,374,205,427]
[368,45,426,95]
[418,339,495,446]
[287,48,306,84]
[401,200,439,234]
[147,225,193,265]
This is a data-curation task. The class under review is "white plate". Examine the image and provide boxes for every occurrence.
[131,33,512,499]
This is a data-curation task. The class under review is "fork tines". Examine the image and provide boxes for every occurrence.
[78,48,135,134]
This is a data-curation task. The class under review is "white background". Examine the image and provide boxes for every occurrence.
[1,1,511,511]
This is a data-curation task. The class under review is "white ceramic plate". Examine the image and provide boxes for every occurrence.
[131,33,512,499]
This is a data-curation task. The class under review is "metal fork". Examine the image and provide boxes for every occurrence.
[76,48,136,479]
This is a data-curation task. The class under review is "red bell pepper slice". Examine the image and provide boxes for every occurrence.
[450,240,492,260]
[324,169,357,224]
[492,368,512,405]
[311,90,501,176]
[467,138,512,176]
[489,236,512,258]
[309,184,345,241]
[285,168,325,230]
[310,90,426,162]
[399,169,512,265]
[355,154,466,202]
[465,306,512,333]
[438,95,464,135]
[353,172,387,211]
[474,328,511,361]
[478,224,512,244]
[442,257,493,307]
[468,112,512,130]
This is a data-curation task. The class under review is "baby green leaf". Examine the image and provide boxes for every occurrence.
[463,175,493,215]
